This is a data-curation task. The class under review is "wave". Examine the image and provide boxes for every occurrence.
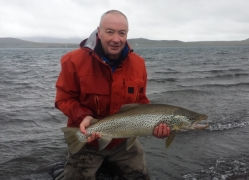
[148,70,248,86]
[148,88,209,97]
[176,82,249,89]
[210,74,248,81]
[183,156,249,180]
[154,69,179,74]
[154,68,247,75]
[151,70,248,78]
[148,78,177,83]
[148,77,249,85]
[207,68,245,73]
[208,121,249,131]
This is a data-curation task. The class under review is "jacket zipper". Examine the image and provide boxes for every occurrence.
[94,94,100,115]
[135,87,140,103]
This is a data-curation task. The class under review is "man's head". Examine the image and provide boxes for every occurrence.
[98,10,129,60]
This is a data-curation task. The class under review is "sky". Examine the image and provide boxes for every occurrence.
[0,0,249,42]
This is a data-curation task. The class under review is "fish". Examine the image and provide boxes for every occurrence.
[61,103,209,154]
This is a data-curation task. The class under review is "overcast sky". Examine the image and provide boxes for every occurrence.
[0,0,248,42]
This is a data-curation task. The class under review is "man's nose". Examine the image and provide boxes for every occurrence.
[112,33,120,43]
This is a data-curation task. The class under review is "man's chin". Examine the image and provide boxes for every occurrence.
[106,52,121,59]
[107,50,122,56]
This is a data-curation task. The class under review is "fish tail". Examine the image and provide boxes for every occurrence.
[61,127,87,154]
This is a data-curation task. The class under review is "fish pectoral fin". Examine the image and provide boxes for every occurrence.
[126,137,137,150]
[165,130,177,148]
[98,135,113,151]
[61,127,86,154]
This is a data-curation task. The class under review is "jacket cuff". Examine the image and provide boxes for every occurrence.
[76,112,93,124]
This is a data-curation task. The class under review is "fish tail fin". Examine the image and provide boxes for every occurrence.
[61,127,87,154]
[165,130,177,148]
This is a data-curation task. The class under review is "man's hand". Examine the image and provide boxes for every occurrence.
[153,123,170,138]
[80,116,101,143]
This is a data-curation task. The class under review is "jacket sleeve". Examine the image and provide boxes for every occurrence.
[55,53,93,125]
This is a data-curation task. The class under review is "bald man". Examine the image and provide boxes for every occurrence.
[55,10,170,180]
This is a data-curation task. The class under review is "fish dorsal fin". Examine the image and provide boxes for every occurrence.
[61,127,87,154]
[126,137,137,150]
[119,104,140,112]
[165,130,177,148]
[98,135,113,151]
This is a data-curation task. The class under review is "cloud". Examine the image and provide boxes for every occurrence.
[0,0,248,41]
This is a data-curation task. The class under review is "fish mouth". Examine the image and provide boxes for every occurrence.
[192,123,210,130]
[190,114,209,130]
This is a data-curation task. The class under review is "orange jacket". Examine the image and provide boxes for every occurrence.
[55,32,149,148]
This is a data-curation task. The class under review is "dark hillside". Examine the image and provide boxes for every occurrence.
[0,38,78,48]
[1,37,249,48]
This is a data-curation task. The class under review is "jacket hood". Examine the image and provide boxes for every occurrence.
[83,29,98,50]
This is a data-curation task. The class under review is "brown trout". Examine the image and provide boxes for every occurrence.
[61,104,209,154]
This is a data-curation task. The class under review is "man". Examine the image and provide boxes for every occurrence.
[55,10,170,180]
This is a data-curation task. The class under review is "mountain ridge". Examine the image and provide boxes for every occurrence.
[1,37,249,48]
[0,37,77,48]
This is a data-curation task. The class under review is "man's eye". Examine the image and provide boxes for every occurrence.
[107,31,113,34]
[119,32,126,35]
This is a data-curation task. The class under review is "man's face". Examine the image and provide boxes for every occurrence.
[98,13,128,60]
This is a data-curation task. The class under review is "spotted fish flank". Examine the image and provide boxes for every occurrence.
[61,104,209,154]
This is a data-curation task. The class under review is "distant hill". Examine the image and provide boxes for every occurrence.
[127,38,249,47]
[0,38,78,48]
[21,37,83,44]
[1,37,249,48]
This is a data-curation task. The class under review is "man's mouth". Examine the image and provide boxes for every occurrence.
[111,44,119,47]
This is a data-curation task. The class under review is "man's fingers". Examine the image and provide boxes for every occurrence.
[87,132,101,143]
[153,123,171,138]
[162,124,170,137]
[80,116,93,134]
[80,123,87,134]
[153,126,159,136]
[158,124,163,136]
